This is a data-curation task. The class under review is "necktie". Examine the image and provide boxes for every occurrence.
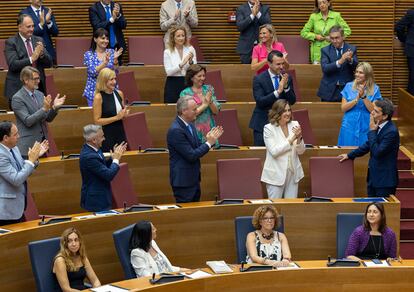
[98,149,105,160]
[25,38,33,58]
[273,75,279,90]
[31,93,39,107]
[105,5,116,48]
[36,9,40,19]
[336,48,342,59]
[10,149,22,171]
[187,124,194,137]
[177,2,181,9]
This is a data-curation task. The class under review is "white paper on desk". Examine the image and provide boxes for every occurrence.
[91,284,129,292]
[248,199,273,204]
[363,260,390,267]
[206,260,233,274]
[248,146,266,150]
[156,205,180,210]
[319,145,339,149]
[73,215,96,220]
[276,262,301,270]
[182,270,213,279]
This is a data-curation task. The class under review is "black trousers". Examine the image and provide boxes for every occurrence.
[367,186,396,197]
[172,184,201,203]
[253,130,265,146]
[240,53,252,64]
[164,76,186,103]
[320,84,344,102]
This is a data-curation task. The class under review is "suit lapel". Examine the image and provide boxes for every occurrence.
[177,117,197,147]
[264,71,275,91]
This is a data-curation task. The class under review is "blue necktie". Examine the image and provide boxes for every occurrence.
[187,124,194,137]
[97,149,105,160]
[273,76,279,90]
[105,5,116,48]
[10,149,22,171]
[336,48,342,59]
[177,2,181,9]
[36,9,40,19]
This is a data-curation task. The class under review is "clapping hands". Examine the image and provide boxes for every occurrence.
[206,126,224,145]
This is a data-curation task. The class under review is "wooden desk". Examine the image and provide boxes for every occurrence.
[0,64,322,109]
[398,88,414,154]
[0,200,400,291]
[0,102,343,154]
[98,260,414,292]
[29,148,368,215]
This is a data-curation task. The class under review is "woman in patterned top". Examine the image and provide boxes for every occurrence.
[180,64,221,145]
[83,28,123,106]
[246,205,292,267]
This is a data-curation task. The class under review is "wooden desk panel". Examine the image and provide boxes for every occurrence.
[0,102,343,154]
[398,88,414,154]
[29,148,367,215]
[108,260,414,292]
[0,200,400,291]
[0,64,322,110]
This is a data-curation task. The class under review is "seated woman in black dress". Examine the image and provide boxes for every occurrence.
[53,227,101,291]
[246,205,292,267]
[93,68,129,152]
[345,202,397,261]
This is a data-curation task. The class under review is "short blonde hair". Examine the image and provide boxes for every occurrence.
[167,26,189,52]
[95,68,116,95]
[252,205,280,230]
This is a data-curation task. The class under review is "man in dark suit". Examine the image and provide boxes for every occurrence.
[339,99,399,197]
[89,0,127,64]
[20,0,59,62]
[249,50,296,146]
[12,66,65,157]
[0,121,48,226]
[167,95,223,203]
[317,25,358,102]
[395,9,414,95]
[4,14,52,109]
[236,0,271,64]
[79,124,127,212]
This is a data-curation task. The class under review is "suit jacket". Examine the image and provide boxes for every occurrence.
[4,34,52,103]
[167,117,210,188]
[236,2,271,55]
[20,6,59,60]
[249,70,296,132]
[160,0,198,44]
[12,87,58,156]
[79,144,120,212]
[348,121,399,189]
[0,144,34,220]
[261,121,305,186]
[89,1,127,51]
[395,9,414,57]
[317,43,358,101]
[130,240,180,278]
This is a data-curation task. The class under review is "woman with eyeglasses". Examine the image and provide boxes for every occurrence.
[246,205,292,267]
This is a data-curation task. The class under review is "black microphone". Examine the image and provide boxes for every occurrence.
[241,262,245,270]
[328,255,331,263]
[138,145,142,152]
[152,273,155,281]
[123,201,127,212]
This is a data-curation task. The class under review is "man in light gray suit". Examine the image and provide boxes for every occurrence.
[12,66,65,157]
[0,121,48,225]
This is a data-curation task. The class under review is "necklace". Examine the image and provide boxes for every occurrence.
[261,231,274,240]
[370,235,382,259]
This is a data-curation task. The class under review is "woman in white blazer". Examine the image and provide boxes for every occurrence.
[129,220,189,277]
[163,26,197,103]
[261,100,305,199]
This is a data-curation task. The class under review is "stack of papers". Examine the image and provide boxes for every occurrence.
[206,261,233,274]
[156,205,180,210]
[94,210,120,216]
[91,284,128,291]
[363,260,390,267]
[181,270,212,279]
[277,262,301,270]
[248,199,273,204]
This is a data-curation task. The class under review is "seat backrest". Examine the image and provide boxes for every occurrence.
[309,157,354,197]
[292,108,316,145]
[45,124,60,157]
[122,112,153,150]
[235,215,284,264]
[55,37,91,67]
[190,35,205,62]
[117,71,142,103]
[28,237,61,292]
[336,213,364,258]
[217,158,263,199]
[205,70,227,101]
[214,109,243,146]
[111,163,138,208]
[23,189,39,221]
[45,75,58,98]
[128,36,164,65]
[286,68,302,102]
[112,224,136,279]
[277,35,310,64]
[0,39,8,70]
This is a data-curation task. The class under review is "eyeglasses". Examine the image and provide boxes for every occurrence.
[261,217,275,221]
[30,77,40,81]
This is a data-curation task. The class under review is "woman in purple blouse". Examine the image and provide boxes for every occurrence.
[345,203,397,261]
[83,28,123,106]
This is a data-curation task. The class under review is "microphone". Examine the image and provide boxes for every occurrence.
[123,201,127,212]
[138,145,142,152]
[241,262,245,270]
[328,255,331,263]
[152,273,155,281]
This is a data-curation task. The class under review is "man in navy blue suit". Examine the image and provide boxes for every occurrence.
[89,0,127,64]
[20,0,59,63]
[317,26,358,102]
[167,96,223,203]
[249,50,296,146]
[339,99,399,197]
[79,124,127,212]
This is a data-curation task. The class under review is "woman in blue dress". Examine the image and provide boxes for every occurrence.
[338,62,382,146]
[83,28,123,106]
